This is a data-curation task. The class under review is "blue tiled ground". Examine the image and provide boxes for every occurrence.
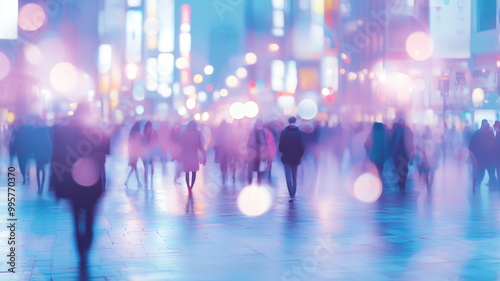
[1,154,499,281]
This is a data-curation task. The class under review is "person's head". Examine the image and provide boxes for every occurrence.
[73,102,97,126]
[130,121,141,134]
[481,119,489,129]
[494,121,500,132]
[254,119,264,130]
[288,116,297,125]
[187,120,197,130]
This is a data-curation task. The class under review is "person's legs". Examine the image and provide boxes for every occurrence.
[71,203,86,263]
[291,165,298,198]
[18,155,27,183]
[190,172,197,188]
[185,172,191,188]
[475,166,486,189]
[375,162,384,180]
[395,155,409,190]
[284,164,293,198]
[36,165,42,190]
[487,165,497,188]
[83,204,96,254]
[247,163,253,185]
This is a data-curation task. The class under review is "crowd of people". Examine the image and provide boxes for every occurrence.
[7,103,500,266]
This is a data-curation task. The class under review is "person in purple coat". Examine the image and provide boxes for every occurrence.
[278,116,305,203]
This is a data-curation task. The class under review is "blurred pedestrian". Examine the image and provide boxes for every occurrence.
[33,120,52,193]
[416,127,441,188]
[141,121,158,187]
[247,119,268,185]
[214,121,232,185]
[364,122,388,180]
[14,120,34,184]
[50,103,110,266]
[125,121,142,187]
[389,118,415,190]
[157,121,171,175]
[278,116,305,203]
[181,121,206,190]
[469,119,497,191]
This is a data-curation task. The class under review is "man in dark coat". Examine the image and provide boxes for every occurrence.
[278,116,305,202]
[469,119,496,191]
[50,103,110,266]
[389,118,414,190]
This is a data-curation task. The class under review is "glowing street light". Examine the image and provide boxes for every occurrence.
[245,52,257,65]
[125,63,140,80]
[226,75,239,88]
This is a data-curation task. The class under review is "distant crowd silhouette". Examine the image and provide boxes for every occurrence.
[8,105,500,265]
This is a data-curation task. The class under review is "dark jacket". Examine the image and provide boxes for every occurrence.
[469,126,495,167]
[278,125,305,166]
[50,121,110,205]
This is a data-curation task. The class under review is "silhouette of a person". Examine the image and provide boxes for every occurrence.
[50,103,110,266]
[180,121,206,189]
[125,121,142,187]
[278,117,305,203]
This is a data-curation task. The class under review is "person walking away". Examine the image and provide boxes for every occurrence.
[416,127,441,189]
[181,121,206,191]
[469,119,497,192]
[125,121,142,187]
[50,103,110,266]
[141,121,158,187]
[364,122,388,181]
[389,118,415,190]
[247,119,268,185]
[33,120,52,193]
[278,116,305,203]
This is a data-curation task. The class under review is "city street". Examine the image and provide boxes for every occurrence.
[1,153,500,281]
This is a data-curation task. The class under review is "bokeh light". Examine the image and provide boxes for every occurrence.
[236,67,248,79]
[226,75,239,88]
[126,63,139,80]
[186,98,196,109]
[202,112,209,121]
[297,99,318,120]
[472,88,485,106]
[353,173,382,203]
[24,44,42,65]
[18,3,46,32]
[72,157,100,187]
[175,57,189,69]
[177,106,187,116]
[183,85,195,95]
[204,65,214,75]
[144,17,160,35]
[0,52,11,81]
[406,32,434,61]
[268,43,280,52]
[193,74,204,84]
[229,102,245,120]
[198,91,207,102]
[237,185,272,216]
[135,105,145,115]
[321,87,330,96]
[50,62,78,93]
[220,88,229,97]
[245,52,258,65]
[194,113,201,121]
[244,101,259,118]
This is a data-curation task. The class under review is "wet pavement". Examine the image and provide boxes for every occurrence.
[1,153,500,281]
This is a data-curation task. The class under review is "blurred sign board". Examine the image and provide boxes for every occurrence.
[0,0,18,39]
[430,0,471,58]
